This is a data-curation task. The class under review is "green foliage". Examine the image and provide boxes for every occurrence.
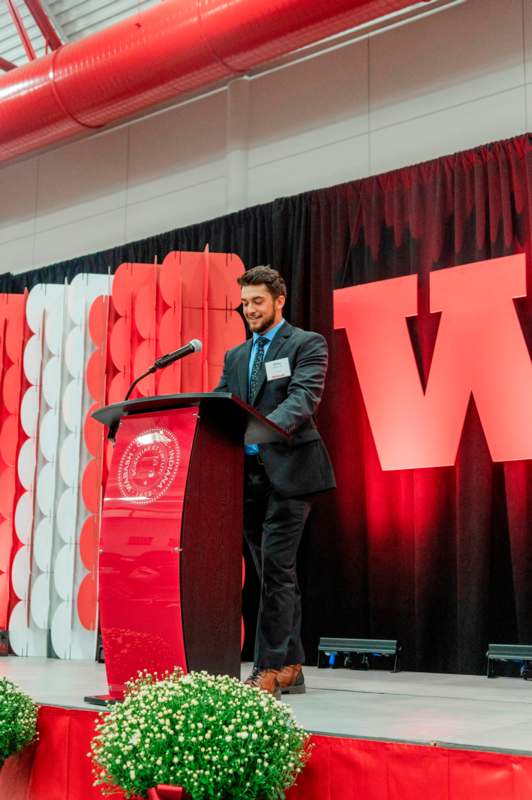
[90,669,312,799]
[0,677,38,764]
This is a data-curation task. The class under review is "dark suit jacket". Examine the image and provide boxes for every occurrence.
[215,321,336,497]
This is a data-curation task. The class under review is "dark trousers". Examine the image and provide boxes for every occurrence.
[244,455,312,670]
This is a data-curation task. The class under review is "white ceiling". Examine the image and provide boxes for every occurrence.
[0,0,160,67]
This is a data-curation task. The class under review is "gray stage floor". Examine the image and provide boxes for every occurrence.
[1,657,532,755]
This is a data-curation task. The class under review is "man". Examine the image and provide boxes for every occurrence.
[215,265,335,700]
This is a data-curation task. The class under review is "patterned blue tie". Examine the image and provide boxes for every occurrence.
[248,337,267,403]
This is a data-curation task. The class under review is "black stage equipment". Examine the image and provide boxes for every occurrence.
[317,637,401,673]
[486,643,532,679]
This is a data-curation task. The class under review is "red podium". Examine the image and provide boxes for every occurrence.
[91,392,286,701]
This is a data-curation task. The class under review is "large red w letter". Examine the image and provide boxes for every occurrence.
[334,255,532,469]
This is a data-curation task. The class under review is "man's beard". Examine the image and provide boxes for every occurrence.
[250,309,276,333]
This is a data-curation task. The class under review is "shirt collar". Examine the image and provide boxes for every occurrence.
[252,318,285,345]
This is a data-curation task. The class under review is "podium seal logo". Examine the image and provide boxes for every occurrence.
[118,427,180,504]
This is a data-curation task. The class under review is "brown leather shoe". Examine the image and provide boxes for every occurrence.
[277,664,306,694]
[244,666,282,700]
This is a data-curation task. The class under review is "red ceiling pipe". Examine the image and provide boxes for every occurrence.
[0,0,429,165]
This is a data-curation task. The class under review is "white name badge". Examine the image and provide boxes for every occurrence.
[265,358,291,381]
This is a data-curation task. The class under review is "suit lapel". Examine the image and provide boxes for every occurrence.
[251,322,293,404]
[237,339,253,400]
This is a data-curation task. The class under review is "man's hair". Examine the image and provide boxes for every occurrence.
[237,266,287,301]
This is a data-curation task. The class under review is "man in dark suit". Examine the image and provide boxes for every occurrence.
[216,266,335,699]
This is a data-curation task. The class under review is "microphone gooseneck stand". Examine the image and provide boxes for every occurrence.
[108,342,202,442]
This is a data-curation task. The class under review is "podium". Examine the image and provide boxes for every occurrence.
[92,392,287,700]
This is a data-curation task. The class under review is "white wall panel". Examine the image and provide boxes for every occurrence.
[525,0,532,82]
[127,92,227,205]
[369,0,524,130]
[370,86,527,175]
[36,129,128,233]
[249,40,369,167]
[527,83,532,128]
[125,178,227,242]
[248,134,370,207]
[0,237,34,275]
[33,208,127,267]
[0,160,37,245]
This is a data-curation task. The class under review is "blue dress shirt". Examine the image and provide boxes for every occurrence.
[245,319,285,455]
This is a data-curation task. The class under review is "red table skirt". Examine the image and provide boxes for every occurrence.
[0,705,531,800]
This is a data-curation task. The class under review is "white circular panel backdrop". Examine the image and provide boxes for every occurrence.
[44,299,65,356]
[50,602,72,660]
[17,439,36,491]
[62,379,83,433]
[68,274,112,326]
[23,334,42,385]
[42,357,61,408]
[9,602,47,657]
[20,387,39,438]
[69,625,96,660]
[39,409,59,463]
[17,275,113,660]
[14,492,33,545]
[51,603,96,660]
[59,433,80,487]
[57,488,77,544]
[34,516,53,572]
[65,327,83,379]
[11,547,29,600]
[54,544,75,600]
[25,285,47,334]
[30,573,51,630]
[36,462,56,516]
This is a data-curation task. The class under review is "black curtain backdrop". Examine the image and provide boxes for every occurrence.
[2,133,531,673]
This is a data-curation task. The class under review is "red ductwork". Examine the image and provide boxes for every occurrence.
[0,0,429,165]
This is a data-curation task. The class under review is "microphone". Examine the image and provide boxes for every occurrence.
[108,338,203,441]
[154,339,202,369]
[122,339,203,406]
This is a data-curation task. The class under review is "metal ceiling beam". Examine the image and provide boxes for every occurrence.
[0,55,16,70]
[23,0,62,49]
[5,0,36,60]
[40,0,68,41]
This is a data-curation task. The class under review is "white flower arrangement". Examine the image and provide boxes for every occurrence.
[90,668,312,799]
[0,677,38,765]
